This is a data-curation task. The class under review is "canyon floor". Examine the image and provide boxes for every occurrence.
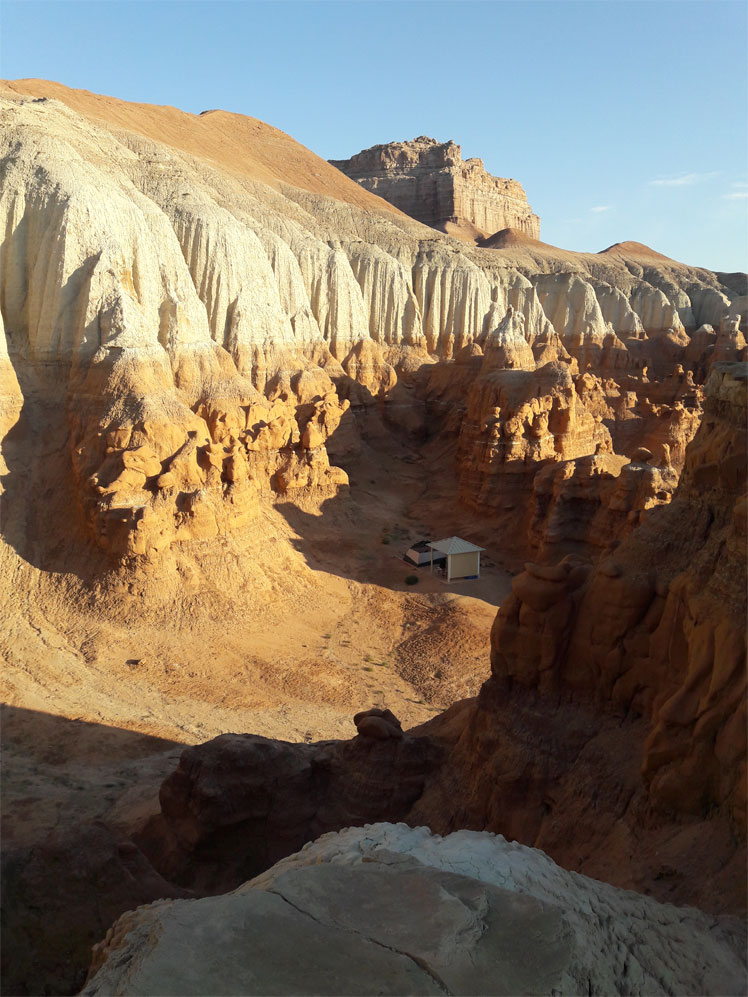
[1,428,512,853]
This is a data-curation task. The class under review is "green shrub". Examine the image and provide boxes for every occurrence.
[405,575,419,585]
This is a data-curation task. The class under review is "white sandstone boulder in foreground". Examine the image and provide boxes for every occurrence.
[82,823,746,997]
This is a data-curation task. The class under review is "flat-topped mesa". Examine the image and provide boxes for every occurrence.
[330,136,540,243]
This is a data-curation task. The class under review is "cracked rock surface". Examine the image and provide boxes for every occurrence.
[82,824,746,997]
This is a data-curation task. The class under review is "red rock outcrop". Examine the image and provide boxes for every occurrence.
[139,367,747,916]
[487,362,746,827]
[415,312,707,561]
[68,349,350,557]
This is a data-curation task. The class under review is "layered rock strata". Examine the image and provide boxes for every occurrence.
[2,82,745,563]
[399,363,747,897]
[331,136,541,242]
[137,369,747,916]
[485,362,747,828]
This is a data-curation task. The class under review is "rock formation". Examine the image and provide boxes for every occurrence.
[2,81,739,566]
[137,730,443,893]
[401,362,747,908]
[485,362,747,828]
[131,365,746,919]
[1,82,743,567]
[1,821,192,996]
[331,136,541,243]
[85,824,746,997]
[1,79,747,997]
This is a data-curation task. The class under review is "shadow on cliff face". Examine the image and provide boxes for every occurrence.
[136,728,445,897]
[0,350,447,581]
[0,339,462,586]
[1,704,188,997]
[273,463,512,607]
[131,677,747,925]
[0,356,113,581]
[146,366,746,923]
[273,374,512,602]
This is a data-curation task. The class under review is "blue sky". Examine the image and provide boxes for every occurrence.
[1,0,746,271]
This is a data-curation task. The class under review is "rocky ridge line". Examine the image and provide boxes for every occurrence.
[1,84,745,564]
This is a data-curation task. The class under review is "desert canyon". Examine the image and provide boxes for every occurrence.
[0,79,746,996]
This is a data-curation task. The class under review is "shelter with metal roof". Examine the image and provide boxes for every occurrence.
[427,536,484,582]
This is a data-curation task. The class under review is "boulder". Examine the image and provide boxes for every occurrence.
[83,824,747,997]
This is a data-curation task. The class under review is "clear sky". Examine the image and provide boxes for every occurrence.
[1,0,746,271]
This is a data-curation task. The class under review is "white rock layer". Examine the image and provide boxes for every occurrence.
[82,824,746,997]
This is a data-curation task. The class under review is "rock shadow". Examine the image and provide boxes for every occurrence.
[1,704,188,997]
[0,353,114,580]
[274,394,511,605]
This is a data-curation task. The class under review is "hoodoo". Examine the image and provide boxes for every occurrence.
[1,77,746,997]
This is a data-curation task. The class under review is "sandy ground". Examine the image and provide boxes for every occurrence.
[1,434,512,848]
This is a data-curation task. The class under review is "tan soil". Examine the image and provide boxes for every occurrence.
[478,226,561,251]
[1,437,511,848]
[600,240,675,262]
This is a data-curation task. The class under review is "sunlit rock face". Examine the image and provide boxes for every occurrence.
[331,136,541,242]
[1,81,744,567]
[3,83,746,997]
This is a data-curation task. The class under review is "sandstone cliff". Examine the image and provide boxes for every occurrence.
[484,362,746,826]
[128,366,746,922]
[3,84,742,563]
[331,136,541,243]
[2,80,747,997]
